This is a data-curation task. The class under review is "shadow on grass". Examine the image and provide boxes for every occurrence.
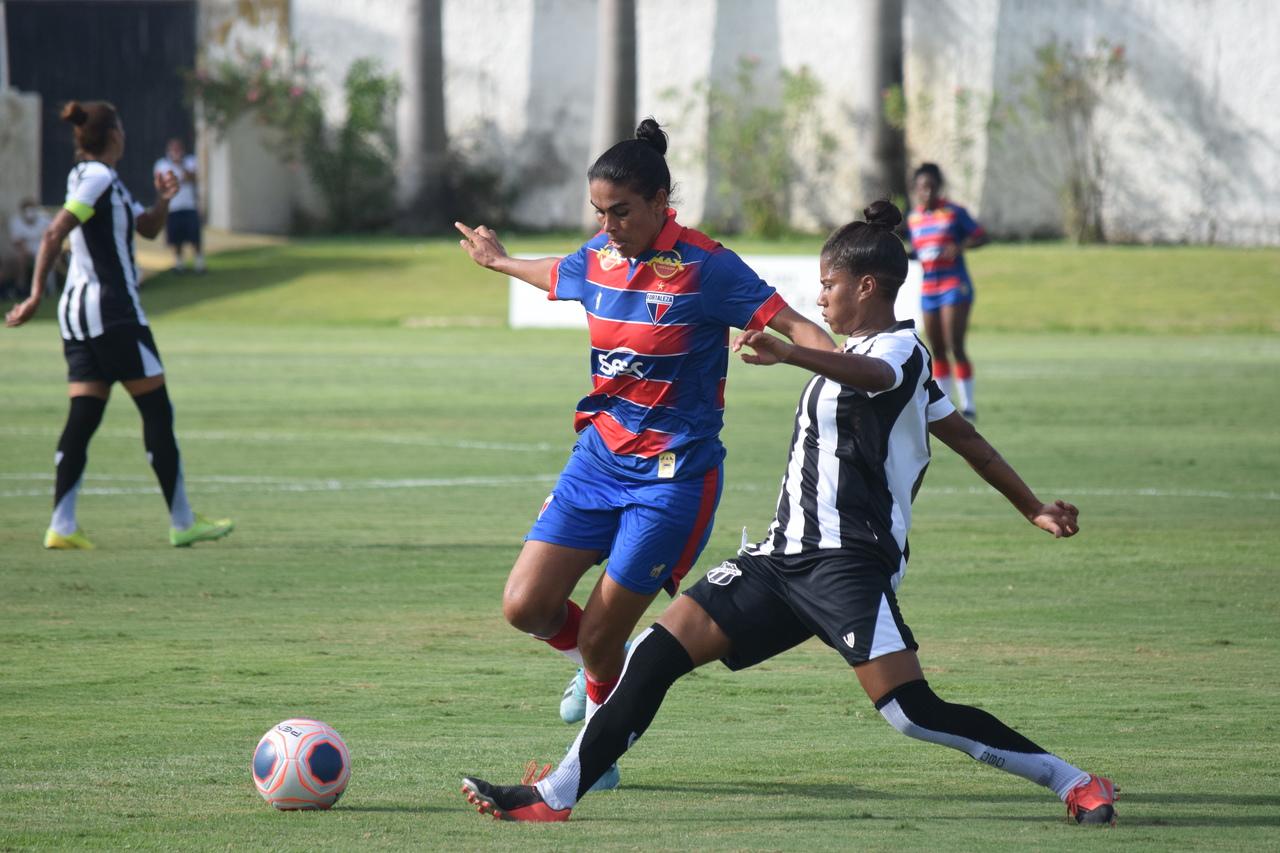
[8,242,418,327]
[619,783,1280,827]
[137,244,416,318]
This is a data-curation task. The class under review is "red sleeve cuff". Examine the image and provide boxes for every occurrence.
[547,258,562,301]
[744,291,788,331]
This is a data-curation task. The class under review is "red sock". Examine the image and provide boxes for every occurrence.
[540,600,583,651]
[585,673,620,705]
[953,361,973,380]
[933,358,952,379]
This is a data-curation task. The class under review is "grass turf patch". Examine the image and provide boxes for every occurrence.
[1,238,1278,849]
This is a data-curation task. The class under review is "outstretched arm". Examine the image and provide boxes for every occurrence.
[928,411,1079,537]
[731,327,897,392]
[455,222,557,291]
[5,210,77,327]
[135,170,178,239]
[764,305,836,351]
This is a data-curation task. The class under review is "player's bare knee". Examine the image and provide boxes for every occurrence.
[501,590,560,636]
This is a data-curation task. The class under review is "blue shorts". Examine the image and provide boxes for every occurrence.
[528,448,723,596]
[165,209,202,249]
[921,282,974,312]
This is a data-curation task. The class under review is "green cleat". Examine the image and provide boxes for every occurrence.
[44,528,96,550]
[170,514,235,548]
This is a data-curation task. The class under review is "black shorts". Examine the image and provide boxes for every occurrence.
[63,324,165,383]
[165,209,202,248]
[685,547,917,670]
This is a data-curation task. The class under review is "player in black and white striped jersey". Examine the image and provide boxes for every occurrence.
[461,201,1118,827]
[5,100,232,550]
[742,316,946,590]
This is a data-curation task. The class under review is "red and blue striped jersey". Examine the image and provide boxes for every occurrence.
[549,208,787,480]
[906,200,985,295]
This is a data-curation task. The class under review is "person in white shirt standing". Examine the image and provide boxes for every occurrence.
[6,198,53,298]
[153,138,205,273]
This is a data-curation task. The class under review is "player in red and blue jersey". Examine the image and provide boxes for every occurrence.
[905,163,988,420]
[455,119,833,788]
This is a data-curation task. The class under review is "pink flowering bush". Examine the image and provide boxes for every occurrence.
[185,44,322,162]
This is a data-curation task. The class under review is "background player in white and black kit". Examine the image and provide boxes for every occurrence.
[5,100,232,550]
[461,201,1119,827]
[153,138,205,274]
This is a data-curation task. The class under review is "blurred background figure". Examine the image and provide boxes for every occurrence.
[153,137,204,273]
[905,162,988,421]
[5,197,53,299]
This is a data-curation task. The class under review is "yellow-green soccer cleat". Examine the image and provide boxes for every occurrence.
[44,528,96,550]
[170,515,235,548]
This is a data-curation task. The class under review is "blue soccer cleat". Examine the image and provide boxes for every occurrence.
[559,668,587,724]
[586,762,620,793]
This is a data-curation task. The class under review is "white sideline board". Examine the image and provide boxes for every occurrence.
[509,256,924,333]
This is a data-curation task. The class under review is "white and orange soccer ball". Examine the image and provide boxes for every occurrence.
[252,718,350,810]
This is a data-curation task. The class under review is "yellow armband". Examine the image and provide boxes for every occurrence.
[64,200,95,223]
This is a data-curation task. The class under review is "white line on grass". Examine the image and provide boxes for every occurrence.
[1,474,1276,501]
[0,473,559,498]
[0,426,558,453]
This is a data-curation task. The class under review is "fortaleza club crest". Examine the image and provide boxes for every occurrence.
[645,291,674,324]
[647,249,683,279]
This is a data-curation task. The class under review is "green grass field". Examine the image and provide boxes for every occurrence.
[2,237,1278,850]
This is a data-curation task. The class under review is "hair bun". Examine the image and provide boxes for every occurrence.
[634,117,668,156]
[864,199,903,231]
[61,101,89,126]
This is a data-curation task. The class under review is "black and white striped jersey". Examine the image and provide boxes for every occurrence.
[58,161,148,341]
[744,321,955,585]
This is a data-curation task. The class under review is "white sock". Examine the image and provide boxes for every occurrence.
[937,375,954,399]
[51,470,82,535]
[169,466,195,530]
[957,377,975,412]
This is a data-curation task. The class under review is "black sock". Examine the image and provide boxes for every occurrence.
[131,386,192,526]
[876,679,1087,796]
[538,624,695,808]
[51,395,108,532]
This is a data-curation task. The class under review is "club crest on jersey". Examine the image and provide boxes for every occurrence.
[597,347,647,379]
[647,250,683,279]
[596,244,625,271]
[705,561,742,586]
[645,291,674,324]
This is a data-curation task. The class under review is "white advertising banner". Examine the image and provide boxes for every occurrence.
[509,256,924,334]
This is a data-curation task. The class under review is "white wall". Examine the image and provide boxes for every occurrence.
[230,0,1279,244]
[903,0,1280,245]
[0,87,41,259]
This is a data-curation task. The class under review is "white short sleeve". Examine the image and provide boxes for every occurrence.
[926,380,957,422]
[846,332,918,398]
[65,162,114,222]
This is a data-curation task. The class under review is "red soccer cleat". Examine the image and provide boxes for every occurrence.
[461,775,571,823]
[1065,774,1119,826]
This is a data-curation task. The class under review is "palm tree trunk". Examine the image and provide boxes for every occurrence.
[583,0,636,231]
[397,0,447,230]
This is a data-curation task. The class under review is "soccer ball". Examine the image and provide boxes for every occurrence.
[252,718,350,810]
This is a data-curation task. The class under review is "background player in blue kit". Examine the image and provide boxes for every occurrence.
[905,163,988,420]
[5,100,233,550]
[460,201,1118,827]
[455,119,833,788]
